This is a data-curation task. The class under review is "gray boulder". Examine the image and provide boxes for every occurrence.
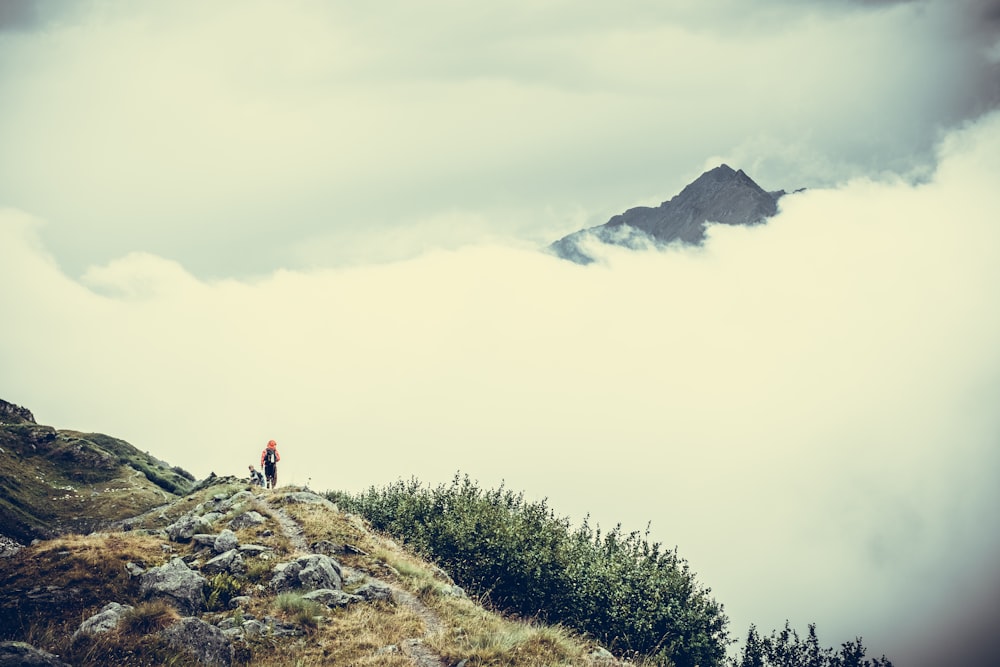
[309,540,352,556]
[167,513,211,542]
[161,617,233,666]
[279,491,337,509]
[203,549,246,577]
[302,588,362,608]
[139,557,207,614]
[228,510,266,530]
[354,581,393,602]
[0,535,23,558]
[0,642,70,666]
[221,490,254,510]
[72,602,134,639]
[237,544,272,557]
[191,533,218,549]
[310,539,346,556]
[207,490,254,512]
[240,619,266,637]
[214,529,239,553]
[201,511,224,525]
[124,561,145,578]
[270,554,342,592]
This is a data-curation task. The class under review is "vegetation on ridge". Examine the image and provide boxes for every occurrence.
[331,474,896,667]
[329,473,729,667]
[0,397,895,666]
[728,622,893,667]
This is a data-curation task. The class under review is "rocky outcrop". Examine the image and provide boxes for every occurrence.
[203,549,246,577]
[228,510,266,530]
[72,602,134,639]
[0,479,478,667]
[270,554,343,593]
[161,617,234,666]
[355,581,394,602]
[139,557,207,614]
[0,642,69,667]
[278,491,338,510]
[0,399,35,425]
[214,529,239,553]
[167,513,212,542]
[549,164,786,264]
[303,588,363,607]
[0,535,23,558]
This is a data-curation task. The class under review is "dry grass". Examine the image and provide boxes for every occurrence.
[233,503,294,555]
[279,498,372,547]
[1,533,199,666]
[239,594,427,666]
[120,599,182,634]
[12,532,167,597]
[1,480,633,666]
[425,586,604,667]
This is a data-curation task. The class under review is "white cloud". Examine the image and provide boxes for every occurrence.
[3,110,1000,665]
[0,0,996,278]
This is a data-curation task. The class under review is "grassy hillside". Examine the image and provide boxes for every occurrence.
[0,419,195,543]
[0,400,894,667]
[0,478,628,666]
[0,398,627,666]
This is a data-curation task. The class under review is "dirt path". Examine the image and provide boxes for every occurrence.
[389,586,448,667]
[263,495,449,667]
[265,500,309,552]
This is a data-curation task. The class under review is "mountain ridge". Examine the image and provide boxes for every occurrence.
[549,164,785,264]
[0,402,894,667]
[0,400,633,666]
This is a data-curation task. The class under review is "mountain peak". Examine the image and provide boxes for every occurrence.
[548,164,782,264]
[705,163,736,176]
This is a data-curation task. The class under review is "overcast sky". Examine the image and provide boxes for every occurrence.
[3,1,1000,665]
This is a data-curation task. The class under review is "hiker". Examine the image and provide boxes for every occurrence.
[248,464,264,487]
[261,439,280,489]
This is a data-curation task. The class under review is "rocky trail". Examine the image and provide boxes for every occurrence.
[265,494,449,667]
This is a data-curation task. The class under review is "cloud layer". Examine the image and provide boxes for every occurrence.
[4,111,1000,665]
[0,0,997,278]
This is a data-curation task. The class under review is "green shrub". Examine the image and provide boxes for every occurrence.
[729,622,893,667]
[205,573,242,611]
[328,473,728,667]
[244,557,274,584]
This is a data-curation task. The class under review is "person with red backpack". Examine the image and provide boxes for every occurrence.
[260,440,281,489]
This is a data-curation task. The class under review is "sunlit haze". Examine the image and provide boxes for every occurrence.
[2,1,999,665]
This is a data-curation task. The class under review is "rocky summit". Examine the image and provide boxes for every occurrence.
[548,164,785,264]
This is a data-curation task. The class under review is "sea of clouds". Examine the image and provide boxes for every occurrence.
[3,112,999,665]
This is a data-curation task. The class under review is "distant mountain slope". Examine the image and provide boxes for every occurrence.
[0,398,195,543]
[549,164,785,264]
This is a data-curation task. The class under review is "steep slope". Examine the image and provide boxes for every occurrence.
[549,164,784,264]
[0,398,195,544]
